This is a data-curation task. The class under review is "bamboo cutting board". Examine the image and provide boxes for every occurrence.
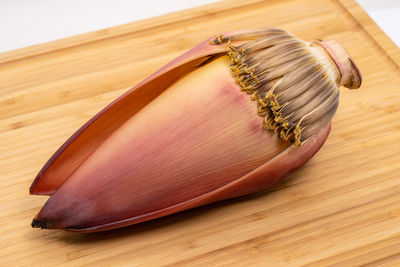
[1,0,400,265]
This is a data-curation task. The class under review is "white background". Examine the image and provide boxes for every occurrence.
[0,0,399,54]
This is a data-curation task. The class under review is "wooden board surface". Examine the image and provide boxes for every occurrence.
[1,0,400,265]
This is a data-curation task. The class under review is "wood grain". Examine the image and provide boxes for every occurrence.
[1,0,400,266]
